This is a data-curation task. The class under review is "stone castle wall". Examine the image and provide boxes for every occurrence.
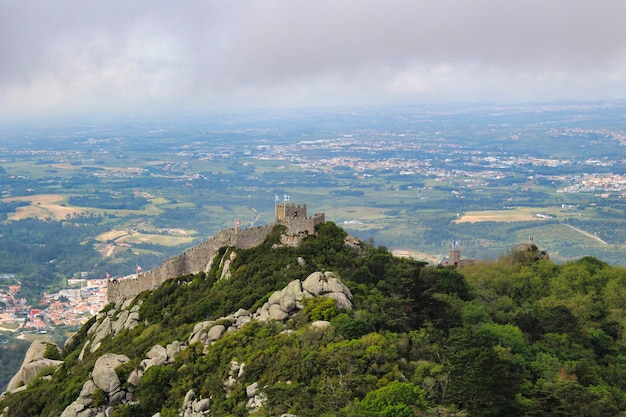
[280,212,325,235]
[107,224,274,304]
[107,203,325,305]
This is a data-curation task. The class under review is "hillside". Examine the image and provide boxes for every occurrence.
[2,222,626,417]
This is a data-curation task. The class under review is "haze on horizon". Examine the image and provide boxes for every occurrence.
[1,0,625,121]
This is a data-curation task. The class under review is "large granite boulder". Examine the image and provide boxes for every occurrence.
[302,271,353,299]
[92,353,129,394]
[6,338,63,392]
[140,344,167,370]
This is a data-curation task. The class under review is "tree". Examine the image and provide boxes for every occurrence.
[343,381,428,417]
[445,326,524,417]
[136,365,176,415]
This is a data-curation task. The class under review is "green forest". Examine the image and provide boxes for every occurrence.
[3,222,626,416]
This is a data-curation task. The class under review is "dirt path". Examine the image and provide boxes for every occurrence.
[563,224,608,245]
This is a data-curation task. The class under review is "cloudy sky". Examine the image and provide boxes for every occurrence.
[1,0,625,119]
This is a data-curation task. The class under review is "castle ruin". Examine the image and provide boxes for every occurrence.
[107,203,325,304]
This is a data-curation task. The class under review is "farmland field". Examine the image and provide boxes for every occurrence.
[0,102,625,302]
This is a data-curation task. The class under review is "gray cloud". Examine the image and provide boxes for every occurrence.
[1,0,624,117]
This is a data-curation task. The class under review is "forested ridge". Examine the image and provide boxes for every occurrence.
[3,222,626,417]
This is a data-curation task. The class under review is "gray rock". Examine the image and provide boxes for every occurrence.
[235,315,251,328]
[121,298,133,310]
[248,392,267,411]
[189,320,214,344]
[109,389,126,406]
[256,302,271,322]
[165,340,183,363]
[302,271,325,295]
[145,345,167,367]
[206,325,226,342]
[87,320,100,336]
[79,380,96,398]
[344,235,364,254]
[92,353,129,394]
[60,401,86,417]
[90,317,112,353]
[75,380,96,405]
[302,271,353,300]
[233,308,250,318]
[284,279,303,297]
[268,304,289,321]
[323,292,353,310]
[193,398,210,412]
[311,320,331,329]
[112,310,130,335]
[124,311,140,330]
[220,259,232,280]
[6,339,63,392]
[279,294,297,312]
[246,382,259,398]
[325,271,353,299]
[268,289,284,305]
[127,369,142,386]
[183,389,196,408]
[78,341,89,362]
[77,408,97,417]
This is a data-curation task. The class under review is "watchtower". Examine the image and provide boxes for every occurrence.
[276,203,307,221]
[450,249,461,266]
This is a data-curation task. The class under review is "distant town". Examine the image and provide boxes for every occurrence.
[0,273,138,334]
[1,101,626,320]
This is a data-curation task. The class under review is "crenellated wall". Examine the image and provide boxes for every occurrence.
[107,224,274,304]
[107,203,325,305]
[276,203,308,221]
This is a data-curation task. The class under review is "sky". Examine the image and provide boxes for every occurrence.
[1,0,625,119]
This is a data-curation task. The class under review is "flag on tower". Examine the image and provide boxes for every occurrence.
[136,265,142,273]
[274,194,280,202]
[106,272,111,279]
[236,219,241,226]
[284,194,290,202]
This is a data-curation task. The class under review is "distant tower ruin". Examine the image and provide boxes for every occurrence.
[275,203,325,235]
[449,249,461,266]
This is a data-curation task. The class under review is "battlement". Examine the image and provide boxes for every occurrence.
[107,202,326,304]
[275,203,325,235]
[276,203,308,221]
[107,224,274,305]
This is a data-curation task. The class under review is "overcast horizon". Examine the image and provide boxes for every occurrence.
[1,1,625,122]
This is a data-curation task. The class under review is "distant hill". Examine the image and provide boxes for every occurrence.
[2,222,626,417]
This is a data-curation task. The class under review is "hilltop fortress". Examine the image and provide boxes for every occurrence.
[107,203,325,304]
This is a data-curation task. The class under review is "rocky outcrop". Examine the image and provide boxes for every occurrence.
[5,338,63,392]
[179,390,210,417]
[60,353,132,417]
[87,302,142,354]
[127,340,186,387]
[246,381,267,412]
[187,271,353,347]
[54,299,189,417]
[344,235,365,254]
[92,353,129,394]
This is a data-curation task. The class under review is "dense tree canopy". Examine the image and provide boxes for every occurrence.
[4,224,626,416]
